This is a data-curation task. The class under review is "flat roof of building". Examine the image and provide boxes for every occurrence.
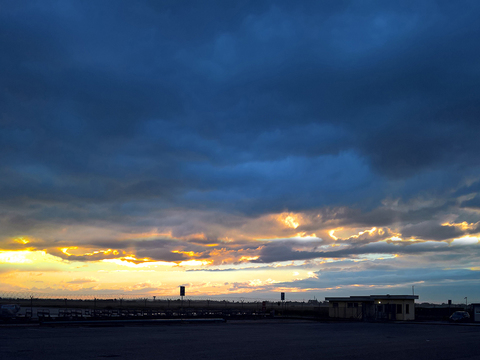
[325,295,419,302]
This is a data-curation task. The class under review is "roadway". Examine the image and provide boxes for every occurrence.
[1,319,479,359]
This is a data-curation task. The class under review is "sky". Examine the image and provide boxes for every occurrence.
[1,0,480,303]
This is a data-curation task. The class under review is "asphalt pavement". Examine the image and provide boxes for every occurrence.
[1,319,480,360]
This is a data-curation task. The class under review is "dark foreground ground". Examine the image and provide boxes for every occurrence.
[1,320,480,360]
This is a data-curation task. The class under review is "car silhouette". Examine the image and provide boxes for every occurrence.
[449,311,470,322]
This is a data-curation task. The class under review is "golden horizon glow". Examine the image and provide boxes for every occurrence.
[14,237,30,245]
[441,221,479,230]
[351,227,377,238]
[1,217,479,299]
[275,212,304,229]
[450,235,479,245]
[238,256,259,262]
[0,250,65,264]
[61,247,78,255]
[172,250,201,257]
[178,259,213,266]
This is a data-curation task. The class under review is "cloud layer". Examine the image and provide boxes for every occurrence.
[1,1,480,302]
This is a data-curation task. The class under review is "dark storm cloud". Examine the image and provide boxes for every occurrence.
[2,0,480,237]
[276,267,480,290]
[460,193,480,211]
[401,221,480,241]
[253,238,480,264]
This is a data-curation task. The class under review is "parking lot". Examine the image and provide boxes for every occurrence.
[1,319,480,360]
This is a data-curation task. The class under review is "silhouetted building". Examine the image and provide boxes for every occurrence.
[325,295,419,321]
[472,303,480,322]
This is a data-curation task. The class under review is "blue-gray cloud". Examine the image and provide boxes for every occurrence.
[2,0,480,241]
